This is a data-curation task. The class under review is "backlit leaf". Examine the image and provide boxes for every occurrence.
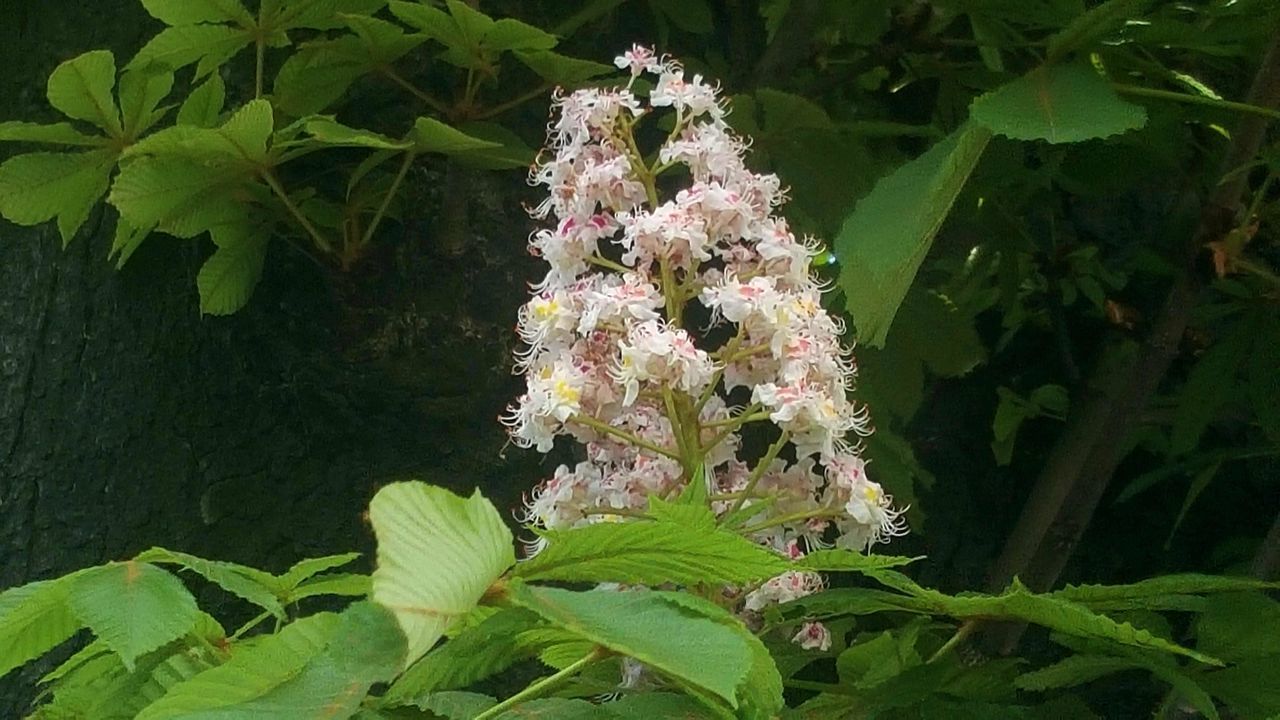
[68,562,198,670]
[47,50,122,136]
[970,63,1147,143]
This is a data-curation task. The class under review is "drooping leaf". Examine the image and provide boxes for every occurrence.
[970,63,1147,143]
[369,482,515,668]
[197,222,269,316]
[513,519,788,586]
[834,124,991,345]
[382,608,543,705]
[0,575,85,680]
[0,149,116,245]
[134,547,286,619]
[67,562,198,670]
[508,585,754,709]
[134,612,339,719]
[47,50,122,136]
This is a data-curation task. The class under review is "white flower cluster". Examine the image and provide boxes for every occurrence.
[503,46,907,650]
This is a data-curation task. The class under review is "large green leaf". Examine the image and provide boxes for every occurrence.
[834,124,991,346]
[512,519,789,586]
[508,585,754,708]
[382,608,542,705]
[0,149,116,245]
[134,547,286,619]
[369,482,515,668]
[177,74,227,128]
[110,157,244,237]
[410,117,502,155]
[134,612,339,719]
[0,575,85,680]
[47,50,122,136]
[513,50,614,84]
[970,63,1147,143]
[68,562,199,670]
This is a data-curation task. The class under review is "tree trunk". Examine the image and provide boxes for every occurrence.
[0,3,549,713]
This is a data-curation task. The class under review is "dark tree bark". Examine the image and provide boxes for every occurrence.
[0,2,550,713]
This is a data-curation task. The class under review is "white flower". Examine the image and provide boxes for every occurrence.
[793,622,832,651]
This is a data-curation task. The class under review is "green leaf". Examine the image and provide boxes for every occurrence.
[834,123,991,345]
[484,18,557,51]
[970,63,1147,143]
[513,50,615,84]
[1198,656,1280,719]
[177,74,227,128]
[0,150,117,245]
[198,223,269,316]
[304,117,412,149]
[508,585,754,708]
[1015,654,1143,691]
[1194,592,1280,663]
[450,121,537,169]
[68,562,198,670]
[1051,574,1278,612]
[369,482,515,668]
[495,699,609,719]
[513,519,788,586]
[411,691,498,719]
[795,550,922,574]
[382,608,542,705]
[652,0,714,33]
[0,121,105,146]
[279,553,362,589]
[129,24,253,78]
[134,547,286,619]
[110,157,245,237]
[0,575,85,680]
[272,44,368,117]
[134,612,339,719]
[387,1,464,47]
[118,65,175,137]
[605,693,719,718]
[47,50,122,136]
[288,573,371,603]
[341,13,428,63]
[140,0,255,25]
[1047,0,1153,61]
[410,117,502,155]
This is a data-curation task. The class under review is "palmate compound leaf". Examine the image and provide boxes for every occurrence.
[67,562,199,670]
[507,584,757,711]
[511,517,790,586]
[834,123,991,346]
[0,573,87,680]
[369,482,515,668]
[970,62,1147,143]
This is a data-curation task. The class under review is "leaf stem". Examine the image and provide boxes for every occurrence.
[381,68,451,114]
[727,430,791,518]
[474,648,607,720]
[254,35,265,99]
[739,504,843,536]
[475,83,554,120]
[928,620,976,663]
[230,609,273,640]
[361,151,416,247]
[1113,84,1280,121]
[261,170,333,253]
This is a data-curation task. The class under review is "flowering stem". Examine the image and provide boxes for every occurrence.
[726,430,791,518]
[570,414,681,460]
[662,385,691,470]
[474,648,608,720]
[588,254,631,274]
[739,504,843,536]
